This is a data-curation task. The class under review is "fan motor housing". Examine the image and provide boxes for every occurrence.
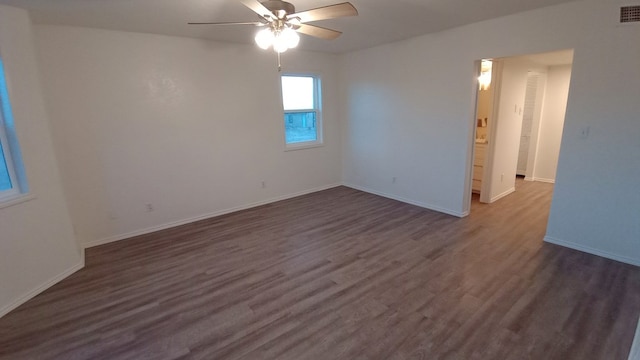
[262,0,296,16]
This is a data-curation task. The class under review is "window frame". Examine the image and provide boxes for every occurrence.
[0,125,20,201]
[0,57,28,204]
[280,73,323,151]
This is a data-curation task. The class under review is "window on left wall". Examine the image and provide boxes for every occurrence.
[0,58,28,202]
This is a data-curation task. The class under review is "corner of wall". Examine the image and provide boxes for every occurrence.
[544,235,640,267]
[0,250,84,318]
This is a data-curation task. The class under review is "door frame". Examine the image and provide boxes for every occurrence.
[479,59,502,204]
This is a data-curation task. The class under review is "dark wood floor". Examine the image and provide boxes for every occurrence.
[1,179,639,360]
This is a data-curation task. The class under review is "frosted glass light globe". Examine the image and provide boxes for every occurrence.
[272,33,289,53]
[254,28,274,50]
[281,28,300,49]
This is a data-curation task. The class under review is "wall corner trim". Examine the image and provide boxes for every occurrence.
[0,249,85,318]
[342,182,466,218]
[524,177,555,184]
[489,187,516,203]
[544,236,640,267]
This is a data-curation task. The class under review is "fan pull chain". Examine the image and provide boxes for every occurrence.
[277,52,282,72]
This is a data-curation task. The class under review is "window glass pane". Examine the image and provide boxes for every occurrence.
[0,141,12,191]
[0,57,26,196]
[284,112,317,144]
[281,76,314,110]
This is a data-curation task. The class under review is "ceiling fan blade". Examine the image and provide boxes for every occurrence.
[239,0,274,20]
[188,21,264,26]
[289,2,357,23]
[295,24,342,40]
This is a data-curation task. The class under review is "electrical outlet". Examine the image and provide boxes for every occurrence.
[145,203,154,212]
[261,181,266,188]
[392,177,397,184]
[501,173,504,182]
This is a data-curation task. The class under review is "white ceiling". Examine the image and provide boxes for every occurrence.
[0,0,579,53]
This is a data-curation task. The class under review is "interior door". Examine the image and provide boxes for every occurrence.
[517,72,539,176]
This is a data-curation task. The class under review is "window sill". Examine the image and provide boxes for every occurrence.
[284,142,324,151]
[0,193,36,209]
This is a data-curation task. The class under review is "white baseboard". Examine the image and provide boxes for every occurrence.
[342,182,466,218]
[0,247,85,318]
[489,187,515,203]
[524,176,555,184]
[85,183,343,248]
[629,317,640,360]
[544,236,640,267]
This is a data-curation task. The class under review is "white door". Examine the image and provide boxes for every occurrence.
[517,73,539,175]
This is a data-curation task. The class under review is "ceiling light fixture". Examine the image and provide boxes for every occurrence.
[188,0,358,71]
[478,59,493,91]
[255,26,300,53]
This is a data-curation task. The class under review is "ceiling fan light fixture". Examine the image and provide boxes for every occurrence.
[281,27,300,48]
[193,0,358,68]
[255,28,274,49]
[255,27,300,53]
[273,34,290,53]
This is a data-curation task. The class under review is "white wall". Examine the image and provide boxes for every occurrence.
[35,26,342,246]
[0,6,81,317]
[544,5,640,265]
[341,36,476,216]
[341,0,640,264]
[485,58,528,202]
[532,65,571,182]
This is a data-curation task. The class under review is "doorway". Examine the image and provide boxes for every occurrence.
[469,49,574,210]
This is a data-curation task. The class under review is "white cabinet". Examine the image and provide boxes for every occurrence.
[472,143,486,193]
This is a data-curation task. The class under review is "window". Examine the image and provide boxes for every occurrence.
[0,58,27,202]
[281,74,322,148]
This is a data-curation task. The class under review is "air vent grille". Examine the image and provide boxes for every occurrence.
[620,5,640,23]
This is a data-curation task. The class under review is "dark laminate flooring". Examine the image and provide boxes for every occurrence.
[1,179,639,359]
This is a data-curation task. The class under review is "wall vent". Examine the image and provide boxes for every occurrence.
[620,5,640,23]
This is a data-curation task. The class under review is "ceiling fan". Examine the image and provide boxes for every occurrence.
[189,0,358,69]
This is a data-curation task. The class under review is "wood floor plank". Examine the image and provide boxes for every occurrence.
[1,179,639,359]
